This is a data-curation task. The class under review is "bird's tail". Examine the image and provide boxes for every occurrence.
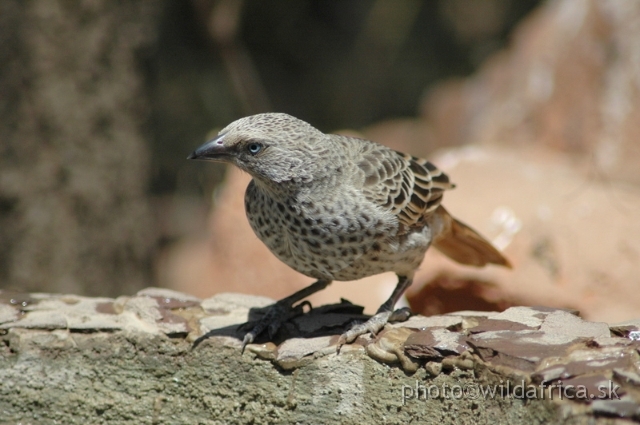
[431,206,511,268]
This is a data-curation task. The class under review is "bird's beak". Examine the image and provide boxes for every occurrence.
[187,134,229,161]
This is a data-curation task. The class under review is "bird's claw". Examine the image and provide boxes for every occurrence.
[388,306,412,323]
[336,308,412,353]
[337,310,392,353]
[240,300,311,353]
[241,332,255,354]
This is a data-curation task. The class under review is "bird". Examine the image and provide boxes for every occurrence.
[188,113,511,352]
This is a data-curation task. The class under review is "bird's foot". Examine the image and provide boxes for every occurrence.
[240,300,309,353]
[336,307,411,353]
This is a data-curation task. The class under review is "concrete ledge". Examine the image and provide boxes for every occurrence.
[1,288,639,424]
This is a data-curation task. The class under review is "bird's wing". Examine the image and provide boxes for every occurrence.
[356,142,455,232]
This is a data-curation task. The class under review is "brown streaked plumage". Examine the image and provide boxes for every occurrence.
[188,113,511,351]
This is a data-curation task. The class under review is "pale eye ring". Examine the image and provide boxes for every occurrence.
[247,143,262,155]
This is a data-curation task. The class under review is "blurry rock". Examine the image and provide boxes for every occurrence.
[358,118,439,158]
[408,145,640,323]
[407,276,519,317]
[405,0,640,322]
[420,0,640,186]
[0,1,161,296]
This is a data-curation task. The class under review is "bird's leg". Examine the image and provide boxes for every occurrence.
[337,274,413,351]
[241,279,332,352]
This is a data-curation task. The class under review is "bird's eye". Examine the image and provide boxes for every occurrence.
[247,143,262,155]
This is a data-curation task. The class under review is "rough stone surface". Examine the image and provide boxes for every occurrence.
[1,289,639,424]
[404,328,469,360]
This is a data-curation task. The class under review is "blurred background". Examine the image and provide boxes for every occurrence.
[2,0,640,323]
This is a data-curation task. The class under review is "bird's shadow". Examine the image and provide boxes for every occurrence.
[192,298,370,349]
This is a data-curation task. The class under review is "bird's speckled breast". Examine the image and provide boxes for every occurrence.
[244,180,432,281]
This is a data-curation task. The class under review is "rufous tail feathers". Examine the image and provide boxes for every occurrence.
[431,206,511,268]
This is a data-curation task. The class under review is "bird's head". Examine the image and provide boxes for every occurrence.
[188,113,332,186]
